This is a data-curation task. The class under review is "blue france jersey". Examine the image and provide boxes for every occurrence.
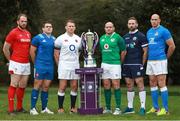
[123,30,148,64]
[147,25,172,60]
[31,33,55,70]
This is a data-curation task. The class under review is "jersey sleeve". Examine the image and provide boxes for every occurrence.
[5,30,16,45]
[118,36,126,51]
[54,36,62,49]
[31,35,40,47]
[163,28,172,42]
[140,33,148,48]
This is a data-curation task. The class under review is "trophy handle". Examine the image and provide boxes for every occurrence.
[81,32,88,57]
[92,32,99,54]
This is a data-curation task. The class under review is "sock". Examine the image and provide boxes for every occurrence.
[127,91,135,108]
[114,88,121,109]
[150,86,159,110]
[139,90,146,109]
[160,86,168,111]
[70,91,77,109]
[16,87,25,110]
[41,91,48,110]
[58,91,65,109]
[31,89,39,109]
[8,86,16,112]
[104,89,111,110]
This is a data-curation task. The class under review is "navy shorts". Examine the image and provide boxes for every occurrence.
[34,68,54,80]
[122,64,145,78]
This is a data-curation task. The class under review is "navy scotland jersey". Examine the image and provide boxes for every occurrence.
[31,33,55,71]
[123,30,148,64]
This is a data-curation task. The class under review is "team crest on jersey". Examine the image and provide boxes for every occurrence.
[69,44,75,51]
[42,39,46,42]
[64,39,68,42]
[133,37,137,41]
[26,34,30,38]
[75,39,78,43]
[104,44,109,49]
[155,32,158,36]
[111,38,115,42]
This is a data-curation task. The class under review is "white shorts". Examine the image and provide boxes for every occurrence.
[58,61,80,80]
[146,60,168,75]
[101,63,121,79]
[9,60,31,75]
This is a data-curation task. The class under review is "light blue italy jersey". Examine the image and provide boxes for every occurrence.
[31,33,55,70]
[147,25,172,60]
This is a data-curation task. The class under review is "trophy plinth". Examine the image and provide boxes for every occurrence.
[75,30,103,115]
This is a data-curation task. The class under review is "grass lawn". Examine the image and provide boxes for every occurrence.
[0,85,180,120]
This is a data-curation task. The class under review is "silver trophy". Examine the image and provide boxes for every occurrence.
[81,29,99,67]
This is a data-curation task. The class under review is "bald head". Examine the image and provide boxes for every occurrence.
[104,22,115,35]
[150,14,161,28]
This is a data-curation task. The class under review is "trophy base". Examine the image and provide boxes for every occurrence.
[84,64,96,67]
[84,59,96,67]
[78,108,103,115]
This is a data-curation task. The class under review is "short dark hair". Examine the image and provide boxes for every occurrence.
[42,20,53,28]
[17,13,27,20]
[65,19,75,26]
[128,17,138,24]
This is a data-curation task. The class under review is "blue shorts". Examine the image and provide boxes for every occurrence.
[122,64,145,78]
[34,68,54,80]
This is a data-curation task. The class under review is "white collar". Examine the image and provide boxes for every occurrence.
[129,29,138,34]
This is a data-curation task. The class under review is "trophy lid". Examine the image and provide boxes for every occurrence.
[86,29,93,35]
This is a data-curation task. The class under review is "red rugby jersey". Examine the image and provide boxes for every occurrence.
[5,27,31,63]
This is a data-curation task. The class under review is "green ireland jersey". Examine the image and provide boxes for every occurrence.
[100,32,126,64]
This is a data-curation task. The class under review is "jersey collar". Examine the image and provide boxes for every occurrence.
[129,29,138,34]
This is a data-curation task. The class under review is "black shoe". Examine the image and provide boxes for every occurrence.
[8,111,16,116]
[16,108,28,113]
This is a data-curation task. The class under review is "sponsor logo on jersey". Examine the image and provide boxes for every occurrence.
[20,39,30,42]
[104,44,109,49]
[125,37,130,40]
[111,38,115,42]
[133,36,137,41]
[69,44,75,51]
[149,38,156,44]
[126,42,135,48]
[75,39,78,43]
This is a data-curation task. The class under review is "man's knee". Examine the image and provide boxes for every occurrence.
[112,80,120,89]
[127,84,133,91]
[103,80,111,89]
[10,81,18,87]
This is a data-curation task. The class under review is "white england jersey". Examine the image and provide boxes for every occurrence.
[55,32,81,71]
